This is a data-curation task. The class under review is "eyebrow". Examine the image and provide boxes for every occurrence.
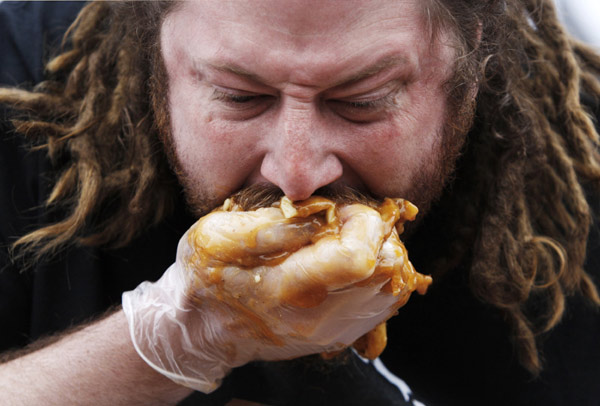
[205,62,266,84]
[332,56,409,87]
[200,55,410,88]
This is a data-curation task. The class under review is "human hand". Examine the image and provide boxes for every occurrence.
[122,196,431,393]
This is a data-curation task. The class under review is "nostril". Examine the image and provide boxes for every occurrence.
[260,153,343,201]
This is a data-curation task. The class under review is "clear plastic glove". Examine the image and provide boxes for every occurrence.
[122,196,431,393]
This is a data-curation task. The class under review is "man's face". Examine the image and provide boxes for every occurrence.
[160,0,467,215]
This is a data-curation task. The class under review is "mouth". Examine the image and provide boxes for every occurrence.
[228,182,384,211]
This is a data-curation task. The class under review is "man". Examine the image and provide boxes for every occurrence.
[1,0,599,405]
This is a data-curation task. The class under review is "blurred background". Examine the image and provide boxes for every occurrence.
[554,0,600,50]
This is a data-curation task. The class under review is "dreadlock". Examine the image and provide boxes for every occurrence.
[415,0,600,373]
[0,1,178,260]
[1,0,599,375]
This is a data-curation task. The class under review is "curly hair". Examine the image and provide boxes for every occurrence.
[418,0,600,373]
[1,0,599,375]
[1,1,178,255]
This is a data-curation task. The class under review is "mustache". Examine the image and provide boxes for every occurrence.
[228,183,383,211]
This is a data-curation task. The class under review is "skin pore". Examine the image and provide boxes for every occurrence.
[160,0,469,216]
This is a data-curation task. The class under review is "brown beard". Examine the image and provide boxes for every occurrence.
[165,117,469,224]
[157,102,473,221]
[407,88,475,215]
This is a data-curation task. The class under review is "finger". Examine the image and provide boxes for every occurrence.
[266,204,387,307]
[365,230,432,298]
[188,208,324,264]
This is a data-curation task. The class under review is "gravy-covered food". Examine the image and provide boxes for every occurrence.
[186,196,432,360]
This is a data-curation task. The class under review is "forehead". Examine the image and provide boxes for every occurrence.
[161,0,452,87]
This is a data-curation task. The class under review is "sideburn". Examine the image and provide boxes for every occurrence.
[150,38,177,177]
[150,31,213,215]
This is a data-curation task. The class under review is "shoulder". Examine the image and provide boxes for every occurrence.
[0,0,87,240]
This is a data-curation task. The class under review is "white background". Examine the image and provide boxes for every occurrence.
[554,0,600,50]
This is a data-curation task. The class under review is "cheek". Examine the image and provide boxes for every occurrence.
[348,88,447,196]
[168,85,264,189]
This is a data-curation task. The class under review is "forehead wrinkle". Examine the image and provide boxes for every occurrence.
[330,55,410,88]
[201,61,267,85]
[194,54,411,91]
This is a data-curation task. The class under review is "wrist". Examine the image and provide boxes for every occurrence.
[0,307,193,406]
[111,308,195,403]
[123,276,232,394]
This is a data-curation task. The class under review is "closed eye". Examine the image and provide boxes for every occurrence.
[212,89,271,105]
[328,92,399,123]
[344,99,388,109]
[210,87,276,120]
[326,80,405,123]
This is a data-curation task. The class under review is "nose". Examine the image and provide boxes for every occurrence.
[259,103,343,201]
